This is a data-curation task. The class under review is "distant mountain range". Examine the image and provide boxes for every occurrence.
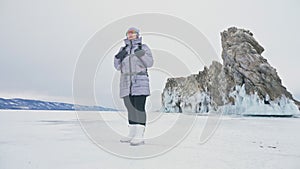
[0,98,118,111]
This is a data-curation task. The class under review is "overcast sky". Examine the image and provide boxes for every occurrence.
[1,0,299,109]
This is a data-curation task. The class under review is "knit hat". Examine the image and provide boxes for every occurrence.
[126,27,140,37]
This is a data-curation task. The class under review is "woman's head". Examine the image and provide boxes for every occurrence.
[126,27,140,40]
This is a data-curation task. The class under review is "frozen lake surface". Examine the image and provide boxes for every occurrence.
[0,110,300,169]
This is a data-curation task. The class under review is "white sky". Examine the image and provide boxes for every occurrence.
[1,0,299,108]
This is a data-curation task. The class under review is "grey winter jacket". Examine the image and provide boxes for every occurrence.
[114,36,153,98]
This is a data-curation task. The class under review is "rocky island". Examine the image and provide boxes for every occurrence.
[161,27,300,116]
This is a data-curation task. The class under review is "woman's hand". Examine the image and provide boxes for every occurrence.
[115,48,128,62]
[134,48,146,57]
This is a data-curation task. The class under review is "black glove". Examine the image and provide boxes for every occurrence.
[134,48,146,57]
[115,47,128,62]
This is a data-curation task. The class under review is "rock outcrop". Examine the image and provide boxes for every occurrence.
[161,27,300,115]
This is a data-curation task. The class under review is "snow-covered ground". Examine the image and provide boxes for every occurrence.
[1,110,300,169]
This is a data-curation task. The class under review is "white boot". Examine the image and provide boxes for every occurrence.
[130,124,145,146]
[120,124,136,143]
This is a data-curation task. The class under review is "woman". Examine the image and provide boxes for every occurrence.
[114,27,153,146]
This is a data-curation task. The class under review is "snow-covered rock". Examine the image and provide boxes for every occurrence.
[161,27,300,116]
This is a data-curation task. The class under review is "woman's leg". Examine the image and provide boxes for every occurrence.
[123,94,137,125]
[129,95,147,145]
[123,94,147,126]
[132,95,147,126]
[121,95,138,143]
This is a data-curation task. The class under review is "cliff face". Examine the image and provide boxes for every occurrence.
[161,27,300,115]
